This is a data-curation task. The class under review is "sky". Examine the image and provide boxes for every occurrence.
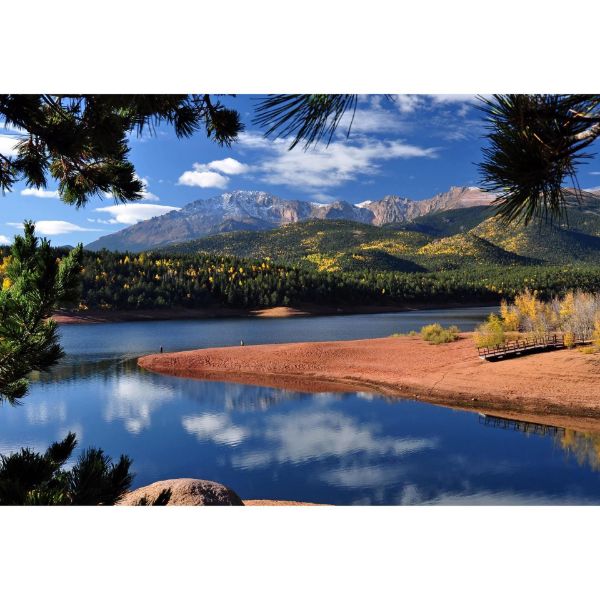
[1,94,600,247]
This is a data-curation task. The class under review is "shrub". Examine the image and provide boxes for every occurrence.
[420,323,460,344]
[564,331,576,348]
[474,314,505,348]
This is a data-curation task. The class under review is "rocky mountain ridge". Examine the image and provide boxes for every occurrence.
[86,187,498,251]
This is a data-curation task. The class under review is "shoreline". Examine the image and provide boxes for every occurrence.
[52,300,498,325]
[138,334,600,434]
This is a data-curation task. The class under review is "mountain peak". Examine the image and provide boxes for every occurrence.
[86,186,496,252]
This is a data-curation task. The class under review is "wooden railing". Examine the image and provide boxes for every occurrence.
[477,333,588,360]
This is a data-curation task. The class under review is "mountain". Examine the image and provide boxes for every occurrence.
[400,206,493,236]
[363,186,496,226]
[86,191,310,252]
[162,218,535,272]
[86,187,494,252]
[159,189,600,272]
[471,192,600,263]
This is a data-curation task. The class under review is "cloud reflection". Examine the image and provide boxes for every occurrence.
[104,377,174,434]
[231,410,437,471]
[182,413,249,447]
[25,400,67,425]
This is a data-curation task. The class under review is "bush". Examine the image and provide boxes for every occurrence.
[564,331,576,348]
[474,314,505,348]
[420,323,460,344]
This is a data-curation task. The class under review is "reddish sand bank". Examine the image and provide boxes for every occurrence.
[138,334,600,432]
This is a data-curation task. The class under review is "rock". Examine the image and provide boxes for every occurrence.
[118,478,244,506]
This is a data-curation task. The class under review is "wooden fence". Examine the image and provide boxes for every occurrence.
[477,333,589,360]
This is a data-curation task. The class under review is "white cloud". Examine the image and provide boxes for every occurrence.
[7,221,101,235]
[199,157,250,175]
[238,131,437,191]
[178,169,229,188]
[430,94,478,103]
[103,174,159,201]
[21,188,60,199]
[590,172,600,175]
[136,176,159,200]
[180,157,249,189]
[0,235,11,244]
[312,192,338,203]
[0,134,19,157]
[337,107,408,134]
[392,95,423,113]
[94,203,180,225]
[585,186,600,193]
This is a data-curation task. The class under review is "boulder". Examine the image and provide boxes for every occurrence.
[118,478,244,506]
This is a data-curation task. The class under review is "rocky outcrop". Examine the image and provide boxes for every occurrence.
[118,478,244,506]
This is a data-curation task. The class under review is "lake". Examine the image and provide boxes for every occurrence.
[3,306,600,505]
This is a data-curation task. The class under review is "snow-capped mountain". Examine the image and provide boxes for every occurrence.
[86,187,496,252]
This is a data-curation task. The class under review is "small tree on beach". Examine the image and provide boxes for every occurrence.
[474,314,505,348]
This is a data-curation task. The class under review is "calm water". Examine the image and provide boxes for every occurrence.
[3,307,600,505]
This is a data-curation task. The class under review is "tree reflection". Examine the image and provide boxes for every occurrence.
[478,413,600,472]
[557,430,600,471]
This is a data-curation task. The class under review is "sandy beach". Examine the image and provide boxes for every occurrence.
[138,334,600,433]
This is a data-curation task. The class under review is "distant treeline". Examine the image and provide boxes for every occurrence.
[55,250,600,310]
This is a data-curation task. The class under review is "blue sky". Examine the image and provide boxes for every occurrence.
[1,94,600,247]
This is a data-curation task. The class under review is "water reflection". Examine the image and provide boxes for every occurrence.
[557,430,600,471]
[182,413,249,447]
[104,376,175,434]
[25,399,67,425]
[479,413,600,474]
[4,310,600,505]
[228,410,436,470]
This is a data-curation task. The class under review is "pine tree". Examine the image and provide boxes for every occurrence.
[0,224,137,505]
[0,95,243,207]
[0,221,82,403]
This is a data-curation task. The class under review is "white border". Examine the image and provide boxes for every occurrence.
[2,1,599,597]
[2,0,599,93]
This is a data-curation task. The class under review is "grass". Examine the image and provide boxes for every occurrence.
[390,330,419,338]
